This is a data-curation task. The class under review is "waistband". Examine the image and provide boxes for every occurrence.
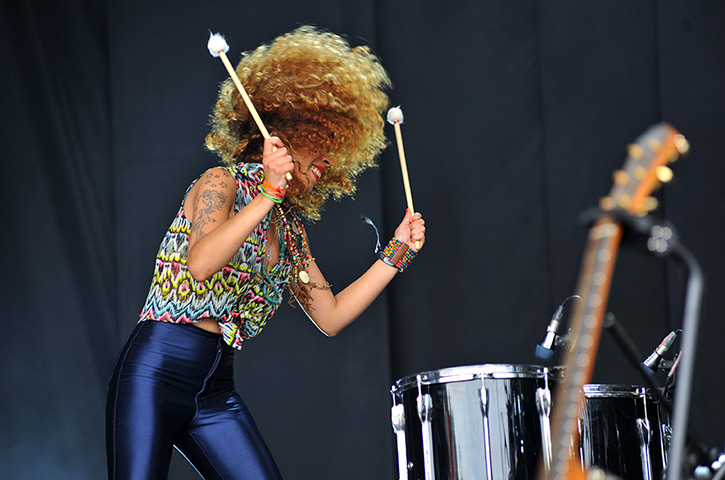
[129,320,234,375]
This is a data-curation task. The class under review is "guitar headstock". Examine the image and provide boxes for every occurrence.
[600,123,688,216]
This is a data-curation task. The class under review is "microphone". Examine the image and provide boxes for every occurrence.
[642,330,680,375]
[535,295,580,361]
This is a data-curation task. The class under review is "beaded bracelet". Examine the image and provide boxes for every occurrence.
[379,238,417,272]
[396,247,417,272]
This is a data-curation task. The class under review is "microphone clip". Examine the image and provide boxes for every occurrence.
[641,330,681,376]
[535,295,580,361]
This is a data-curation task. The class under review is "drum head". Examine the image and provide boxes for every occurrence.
[391,363,551,394]
[583,384,649,398]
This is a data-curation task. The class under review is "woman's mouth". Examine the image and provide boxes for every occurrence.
[310,165,325,182]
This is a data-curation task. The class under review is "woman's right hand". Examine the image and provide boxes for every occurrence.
[263,136,294,189]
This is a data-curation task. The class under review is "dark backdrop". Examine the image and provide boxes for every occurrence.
[2,1,724,479]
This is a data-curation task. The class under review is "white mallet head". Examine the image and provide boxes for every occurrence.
[207,32,230,57]
[387,106,404,125]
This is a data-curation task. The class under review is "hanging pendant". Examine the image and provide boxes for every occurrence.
[298,270,310,284]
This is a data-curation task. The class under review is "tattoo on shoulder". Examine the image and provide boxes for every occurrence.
[191,188,228,238]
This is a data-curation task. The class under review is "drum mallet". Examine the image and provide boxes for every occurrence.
[208,32,293,182]
[387,106,420,250]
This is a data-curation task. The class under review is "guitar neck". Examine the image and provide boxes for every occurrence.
[547,215,623,480]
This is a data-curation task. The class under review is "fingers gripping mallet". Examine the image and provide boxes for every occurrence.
[387,106,420,249]
[207,32,293,182]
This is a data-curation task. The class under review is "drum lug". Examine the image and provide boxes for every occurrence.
[417,393,433,422]
[637,418,654,480]
[637,418,651,446]
[391,403,406,432]
[416,375,435,480]
[535,387,551,416]
[661,423,673,460]
[391,403,409,480]
[479,381,494,480]
[536,386,553,472]
[479,383,488,414]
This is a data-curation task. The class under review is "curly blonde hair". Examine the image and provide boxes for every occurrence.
[205,26,391,220]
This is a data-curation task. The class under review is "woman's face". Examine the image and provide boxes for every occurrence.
[291,147,332,193]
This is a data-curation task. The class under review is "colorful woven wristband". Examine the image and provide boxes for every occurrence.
[379,238,416,272]
[395,247,417,272]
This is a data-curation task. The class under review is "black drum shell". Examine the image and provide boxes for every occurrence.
[579,384,670,480]
[392,364,556,480]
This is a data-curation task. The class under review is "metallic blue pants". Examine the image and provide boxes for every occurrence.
[106,320,283,480]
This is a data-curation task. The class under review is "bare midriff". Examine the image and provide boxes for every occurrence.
[193,318,222,335]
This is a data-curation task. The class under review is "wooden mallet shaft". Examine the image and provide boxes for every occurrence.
[393,122,415,214]
[387,107,420,250]
[210,35,292,181]
[217,50,271,139]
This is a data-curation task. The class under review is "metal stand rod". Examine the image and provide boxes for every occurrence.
[665,242,704,480]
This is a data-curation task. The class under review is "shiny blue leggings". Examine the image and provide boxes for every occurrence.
[106,321,283,480]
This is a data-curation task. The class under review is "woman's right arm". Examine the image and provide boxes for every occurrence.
[186,137,292,281]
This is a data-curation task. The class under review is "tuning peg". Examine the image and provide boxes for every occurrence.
[600,196,616,211]
[648,138,662,153]
[643,197,659,212]
[634,166,647,180]
[633,197,658,217]
[617,195,632,209]
[674,134,690,156]
[627,143,645,159]
[613,170,630,186]
[656,166,674,183]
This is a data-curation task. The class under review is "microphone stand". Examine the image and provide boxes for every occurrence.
[665,237,704,480]
[585,208,705,480]
[602,313,672,413]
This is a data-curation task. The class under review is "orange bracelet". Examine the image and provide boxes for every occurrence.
[261,179,286,196]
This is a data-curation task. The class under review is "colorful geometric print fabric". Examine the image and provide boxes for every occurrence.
[139,163,294,349]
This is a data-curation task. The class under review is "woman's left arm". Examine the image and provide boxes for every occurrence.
[303,210,425,336]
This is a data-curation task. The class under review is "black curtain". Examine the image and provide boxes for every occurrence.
[2,1,725,479]
[1,0,114,478]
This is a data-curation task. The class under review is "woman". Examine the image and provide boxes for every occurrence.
[106,26,425,480]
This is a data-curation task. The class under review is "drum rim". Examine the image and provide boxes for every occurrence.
[583,383,650,398]
[391,363,551,394]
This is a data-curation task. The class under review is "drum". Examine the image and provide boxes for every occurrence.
[579,384,671,480]
[390,364,558,480]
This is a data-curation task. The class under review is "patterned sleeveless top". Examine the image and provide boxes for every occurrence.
[139,163,294,349]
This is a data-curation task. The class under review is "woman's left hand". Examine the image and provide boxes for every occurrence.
[394,209,426,251]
